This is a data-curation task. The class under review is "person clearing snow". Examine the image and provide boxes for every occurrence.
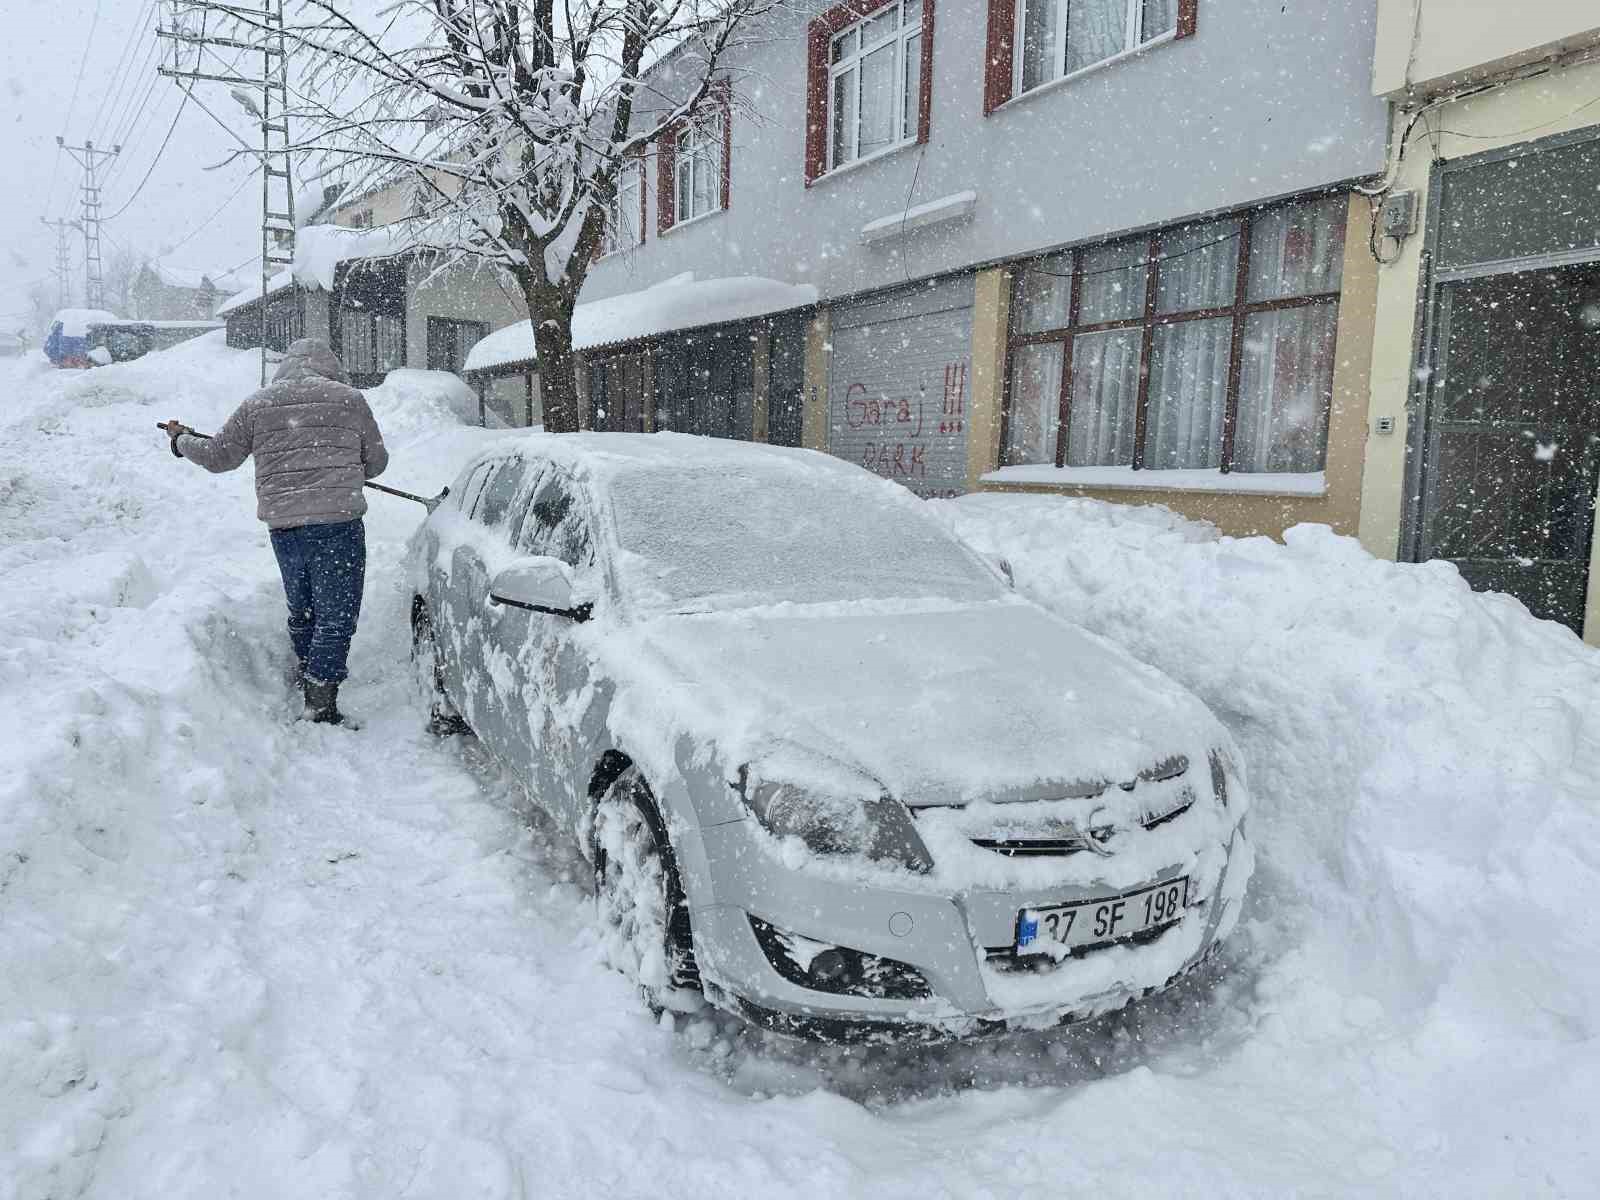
[159,337,389,725]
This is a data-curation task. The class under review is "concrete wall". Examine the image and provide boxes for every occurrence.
[403,256,527,373]
[1357,61,1600,645]
[582,0,1387,308]
[1373,0,1600,98]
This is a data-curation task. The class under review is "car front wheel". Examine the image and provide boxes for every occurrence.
[410,596,470,736]
[591,769,701,1015]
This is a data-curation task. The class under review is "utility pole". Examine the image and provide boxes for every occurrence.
[158,1,296,385]
[39,217,77,310]
[57,139,120,310]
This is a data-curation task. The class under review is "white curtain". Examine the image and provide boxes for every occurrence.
[1157,219,1240,313]
[1078,240,1147,323]
[1248,194,1346,301]
[1141,0,1177,39]
[1065,328,1141,465]
[1067,0,1129,73]
[1235,305,1338,472]
[1014,253,1074,332]
[1146,317,1230,468]
[1005,342,1065,465]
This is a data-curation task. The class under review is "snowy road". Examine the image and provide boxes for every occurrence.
[3,337,1597,1198]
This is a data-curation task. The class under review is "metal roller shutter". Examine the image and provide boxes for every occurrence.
[828,276,975,498]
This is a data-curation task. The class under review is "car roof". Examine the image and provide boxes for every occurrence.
[471,431,879,491]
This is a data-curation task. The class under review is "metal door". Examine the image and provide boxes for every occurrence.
[828,276,974,497]
[1416,263,1600,632]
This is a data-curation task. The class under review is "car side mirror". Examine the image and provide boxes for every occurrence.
[994,556,1015,588]
[488,558,592,621]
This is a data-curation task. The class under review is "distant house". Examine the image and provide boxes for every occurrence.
[219,222,526,395]
[129,264,249,321]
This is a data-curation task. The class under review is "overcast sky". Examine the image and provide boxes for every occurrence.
[1,0,264,330]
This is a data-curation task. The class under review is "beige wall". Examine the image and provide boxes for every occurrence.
[405,256,527,374]
[1373,0,1600,98]
[332,167,463,228]
[1359,60,1600,645]
[802,310,831,453]
[971,195,1377,541]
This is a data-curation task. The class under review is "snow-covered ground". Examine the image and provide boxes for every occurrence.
[2,334,1596,1197]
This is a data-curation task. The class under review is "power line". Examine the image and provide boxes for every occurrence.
[102,88,194,223]
[61,1,104,145]
[158,169,259,258]
[103,57,170,186]
[88,0,159,147]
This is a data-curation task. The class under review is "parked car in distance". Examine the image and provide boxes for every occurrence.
[406,433,1254,1041]
[43,309,222,368]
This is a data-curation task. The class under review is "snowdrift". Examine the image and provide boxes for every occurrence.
[937,494,1600,1189]
[2,333,1596,1198]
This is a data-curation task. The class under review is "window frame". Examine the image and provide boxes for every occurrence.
[805,0,935,186]
[599,157,646,257]
[1000,192,1346,475]
[673,112,725,226]
[984,0,1195,114]
[824,0,925,173]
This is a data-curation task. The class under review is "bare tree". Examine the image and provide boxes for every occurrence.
[26,281,57,337]
[197,0,779,432]
[103,245,147,318]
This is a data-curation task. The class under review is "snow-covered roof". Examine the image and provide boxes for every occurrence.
[464,273,819,373]
[52,308,120,337]
[145,263,249,293]
[216,270,294,317]
[217,223,426,319]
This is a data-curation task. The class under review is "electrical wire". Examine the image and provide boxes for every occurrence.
[106,32,167,152]
[46,0,105,215]
[88,0,159,148]
[158,169,259,257]
[102,86,195,222]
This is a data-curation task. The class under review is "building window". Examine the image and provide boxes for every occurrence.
[806,0,934,184]
[426,316,488,376]
[985,0,1194,112]
[1015,0,1174,93]
[1002,192,1346,475]
[601,160,645,255]
[348,209,374,228]
[826,0,924,170]
[673,113,725,226]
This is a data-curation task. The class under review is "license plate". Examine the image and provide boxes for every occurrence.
[1015,877,1189,956]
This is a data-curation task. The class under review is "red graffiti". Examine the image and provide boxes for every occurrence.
[845,381,925,436]
[938,362,967,436]
[861,442,928,479]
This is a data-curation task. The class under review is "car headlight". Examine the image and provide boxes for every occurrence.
[737,770,933,873]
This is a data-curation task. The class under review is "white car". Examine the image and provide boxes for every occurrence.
[406,433,1253,1040]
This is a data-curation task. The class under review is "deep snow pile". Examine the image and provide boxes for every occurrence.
[2,337,1596,1199]
[937,494,1600,1190]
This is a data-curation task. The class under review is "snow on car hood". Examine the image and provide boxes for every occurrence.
[598,597,1224,807]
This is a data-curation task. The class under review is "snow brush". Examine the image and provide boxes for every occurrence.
[159,423,450,512]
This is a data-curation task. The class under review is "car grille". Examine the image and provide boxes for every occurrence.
[915,757,1197,859]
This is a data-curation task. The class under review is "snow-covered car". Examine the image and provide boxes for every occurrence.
[406,433,1253,1041]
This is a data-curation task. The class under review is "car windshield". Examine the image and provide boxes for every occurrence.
[606,465,1006,611]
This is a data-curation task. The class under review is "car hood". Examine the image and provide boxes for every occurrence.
[613,599,1222,807]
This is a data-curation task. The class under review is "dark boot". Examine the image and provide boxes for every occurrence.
[302,678,344,725]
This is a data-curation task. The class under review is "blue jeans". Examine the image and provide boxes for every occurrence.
[269,519,366,685]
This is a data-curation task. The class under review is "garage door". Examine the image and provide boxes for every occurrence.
[828,276,974,498]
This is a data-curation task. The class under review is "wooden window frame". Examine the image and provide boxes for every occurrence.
[985,0,1195,114]
[599,155,647,257]
[806,0,935,185]
[658,81,732,233]
[1000,193,1341,474]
